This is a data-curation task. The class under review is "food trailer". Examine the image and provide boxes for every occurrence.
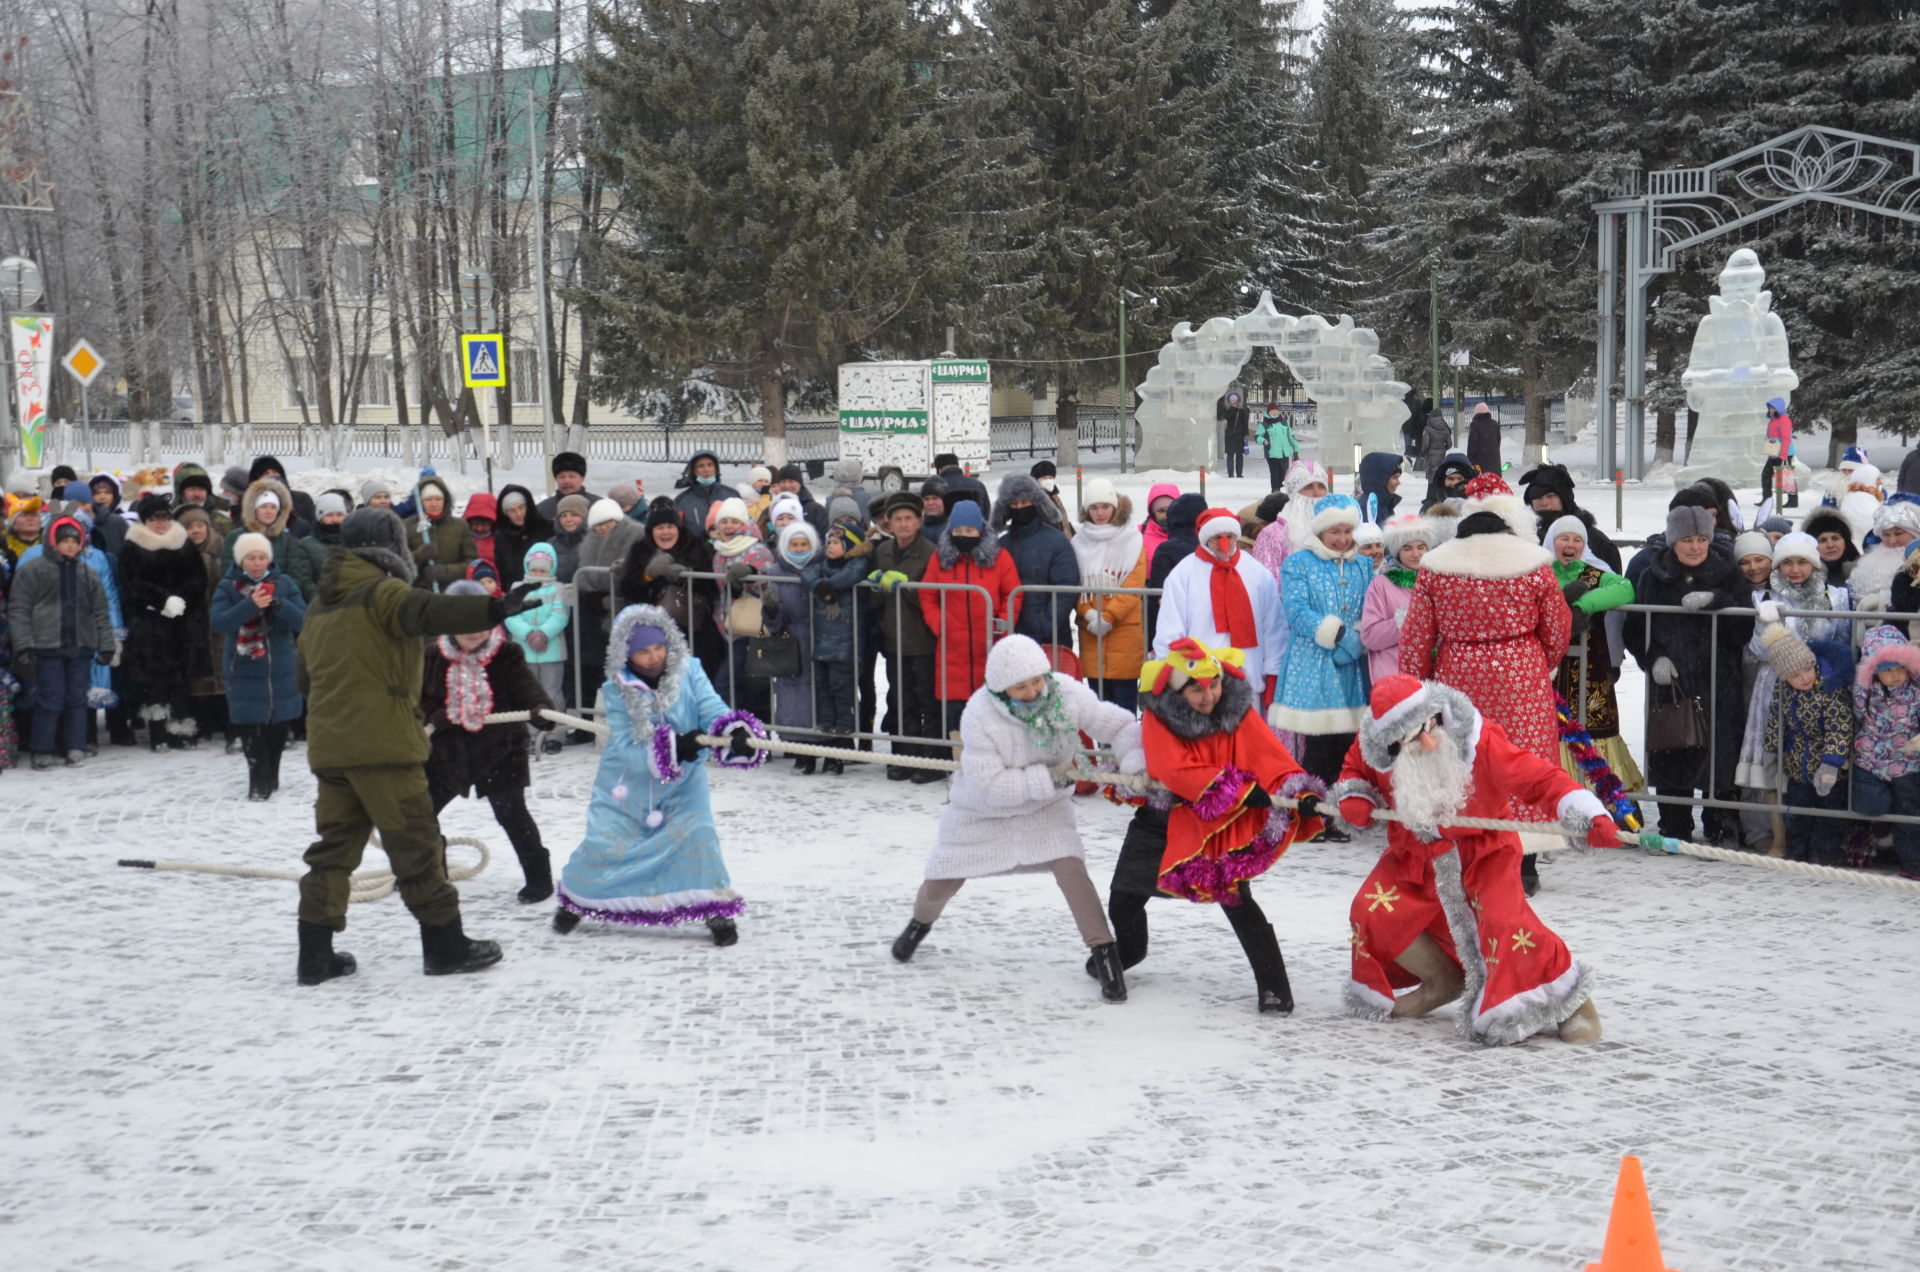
[837,358,993,494]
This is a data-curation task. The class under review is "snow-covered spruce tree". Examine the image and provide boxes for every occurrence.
[1305,0,1420,353]
[575,0,975,464]
[1374,1,1600,465]
[976,0,1245,466]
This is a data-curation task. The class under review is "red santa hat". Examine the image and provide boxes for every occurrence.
[1198,507,1241,546]
[1356,675,1479,772]
[1460,471,1535,539]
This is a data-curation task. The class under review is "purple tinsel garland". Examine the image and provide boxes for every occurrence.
[556,889,746,928]
[1159,772,1329,906]
[709,709,770,768]
[1191,766,1256,821]
[649,724,685,783]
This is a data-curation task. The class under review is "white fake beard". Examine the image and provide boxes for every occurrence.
[1392,733,1472,837]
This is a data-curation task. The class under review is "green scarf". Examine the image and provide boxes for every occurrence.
[1386,566,1418,589]
[996,677,1076,752]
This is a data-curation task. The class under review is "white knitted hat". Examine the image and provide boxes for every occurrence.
[587,498,623,529]
[1081,477,1119,511]
[768,494,805,525]
[1542,514,1587,548]
[985,635,1053,693]
[712,497,751,526]
[1353,522,1383,548]
[1773,531,1820,566]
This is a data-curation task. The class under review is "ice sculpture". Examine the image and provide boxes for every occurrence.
[1132,290,1411,472]
[1677,248,1798,483]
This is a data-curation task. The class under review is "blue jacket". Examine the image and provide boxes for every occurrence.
[210,564,308,723]
[800,543,868,665]
[1357,452,1403,526]
[1273,536,1372,734]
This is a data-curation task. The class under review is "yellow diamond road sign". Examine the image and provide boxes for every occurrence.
[461,333,507,389]
[63,338,104,387]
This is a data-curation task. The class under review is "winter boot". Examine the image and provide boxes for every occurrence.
[909,766,945,784]
[1086,941,1128,1003]
[1239,919,1293,1014]
[552,906,583,935]
[885,764,913,781]
[793,755,816,776]
[540,734,564,756]
[822,757,845,776]
[707,916,739,947]
[1316,823,1351,844]
[419,916,504,976]
[516,849,555,904]
[1558,997,1603,1044]
[1520,853,1540,897]
[30,752,55,771]
[891,918,933,962]
[296,921,358,986]
[64,750,86,768]
[263,730,287,796]
[1389,933,1466,1019]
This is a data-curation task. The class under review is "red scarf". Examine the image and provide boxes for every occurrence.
[1198,544,1259,646]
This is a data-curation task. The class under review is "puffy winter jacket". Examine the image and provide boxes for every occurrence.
[919,529,1021,702]
[210,563,307,724]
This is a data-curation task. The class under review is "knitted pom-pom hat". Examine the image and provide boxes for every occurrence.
[985,634,1052,693]
[1762,622,1818,681]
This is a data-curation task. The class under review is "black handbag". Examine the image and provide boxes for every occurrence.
[1646,681,1708,753]
[743,631,802,679]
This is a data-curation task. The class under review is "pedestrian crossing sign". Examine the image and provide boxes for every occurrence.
[461,333,507,389]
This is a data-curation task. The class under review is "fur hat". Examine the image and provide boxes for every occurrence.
[552,450,587,478]
[1283,460,1330,497]
[339,507,416,582]
[1382,513,1431,559]
[587,498,624,530]
[1773,531,1820,566]
[876,490,924,520]
[247,454,286,484]
[1542,514,1588,549]
[1872,493,1920,539]
[1351,675,1479,774]
[604,481,642,510]
[1353,522,1383,550]
[220,466,250,500]
[1309,492,1361,536]
[985,634,1053,693]
[1762,622,1818,680]
[1665,505,1716,543]
[315,490,350,520]
[556,493,592,521]
[1422,500,1463,545]
[231,531,272,564]
[134,492,175,522]
[1733,531,1775,562]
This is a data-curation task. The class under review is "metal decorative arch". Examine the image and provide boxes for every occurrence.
[1593,126,1920,479]
[1131,290,1410,473]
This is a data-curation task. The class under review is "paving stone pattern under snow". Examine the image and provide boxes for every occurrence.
[6,739,1918,1271]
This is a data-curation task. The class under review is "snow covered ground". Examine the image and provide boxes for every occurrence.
[7,736,1920,1271]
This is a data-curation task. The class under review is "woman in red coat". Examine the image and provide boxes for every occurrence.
[1398,476,1571,856]
[919,500,1021,740]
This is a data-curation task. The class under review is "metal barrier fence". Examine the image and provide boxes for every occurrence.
[543,557,1919,854]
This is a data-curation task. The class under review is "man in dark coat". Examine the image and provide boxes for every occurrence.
[1220,393,1250,478]
[1519,463,1622,571]
[119,493,212,748]
[1422,453,1475,512]
[293,508,540,986]
[1466,402,1501,474]
[868,491,941,780]
[672,449,740,533]
[1401,391,1430,468]
[991,473,1079,648]
[933,459,991,518]
[534,451,598,522]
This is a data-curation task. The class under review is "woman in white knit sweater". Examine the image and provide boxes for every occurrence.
[889,634,1141,1002]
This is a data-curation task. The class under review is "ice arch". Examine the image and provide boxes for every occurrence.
[1131,290,1412,473]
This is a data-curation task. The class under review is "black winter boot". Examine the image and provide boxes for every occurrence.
[822,757,845,776]
[1520,853,1540,897]
[1086,941,1128,1003]
[1242,921,1293,1014]
[516,849,554,904]
[552,906,582,934]
[296,921,358,986]
[419,916,504,975]
[891,918,933,962]
[793,755,816,775]
[707,916,739,946]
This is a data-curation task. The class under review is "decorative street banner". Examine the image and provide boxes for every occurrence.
[12,314,53,467]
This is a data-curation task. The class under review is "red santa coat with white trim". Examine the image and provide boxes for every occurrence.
[1335,703,1598,1046]
[1398,516,1571,822]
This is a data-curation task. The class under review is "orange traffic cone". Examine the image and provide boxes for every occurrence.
[1586,1156,1679,1272]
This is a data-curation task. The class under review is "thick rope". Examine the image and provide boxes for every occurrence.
[117,834,492,905]
[482,711,1920,895]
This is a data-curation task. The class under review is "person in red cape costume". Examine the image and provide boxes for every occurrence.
[1100,637,1326,1013]
[1334,675,1619,1045]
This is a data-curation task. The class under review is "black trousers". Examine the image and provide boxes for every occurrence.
[1108,882,1287,995]
[1266,457,1290,491]
[1223,437,1246,477]
[1300,731,1355,789]
[244,721,290,790]
[432,785,546,866]
[886,653,940,759]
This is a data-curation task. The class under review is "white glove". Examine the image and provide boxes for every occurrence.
[1117,746,1147,776]
[1392,606,1408,629]
[1680,590,1716,611]
[1651,656,1677,686]
[1084,613,1113,637]
[1755,598,1781,625]
[160,595,186,619]
[1813,763,1841,797]
[111,638,124,668]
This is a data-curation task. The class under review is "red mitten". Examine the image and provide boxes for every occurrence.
[525,630,548,653]
[1586,817,1622,849]
[1338,797,1375,830]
